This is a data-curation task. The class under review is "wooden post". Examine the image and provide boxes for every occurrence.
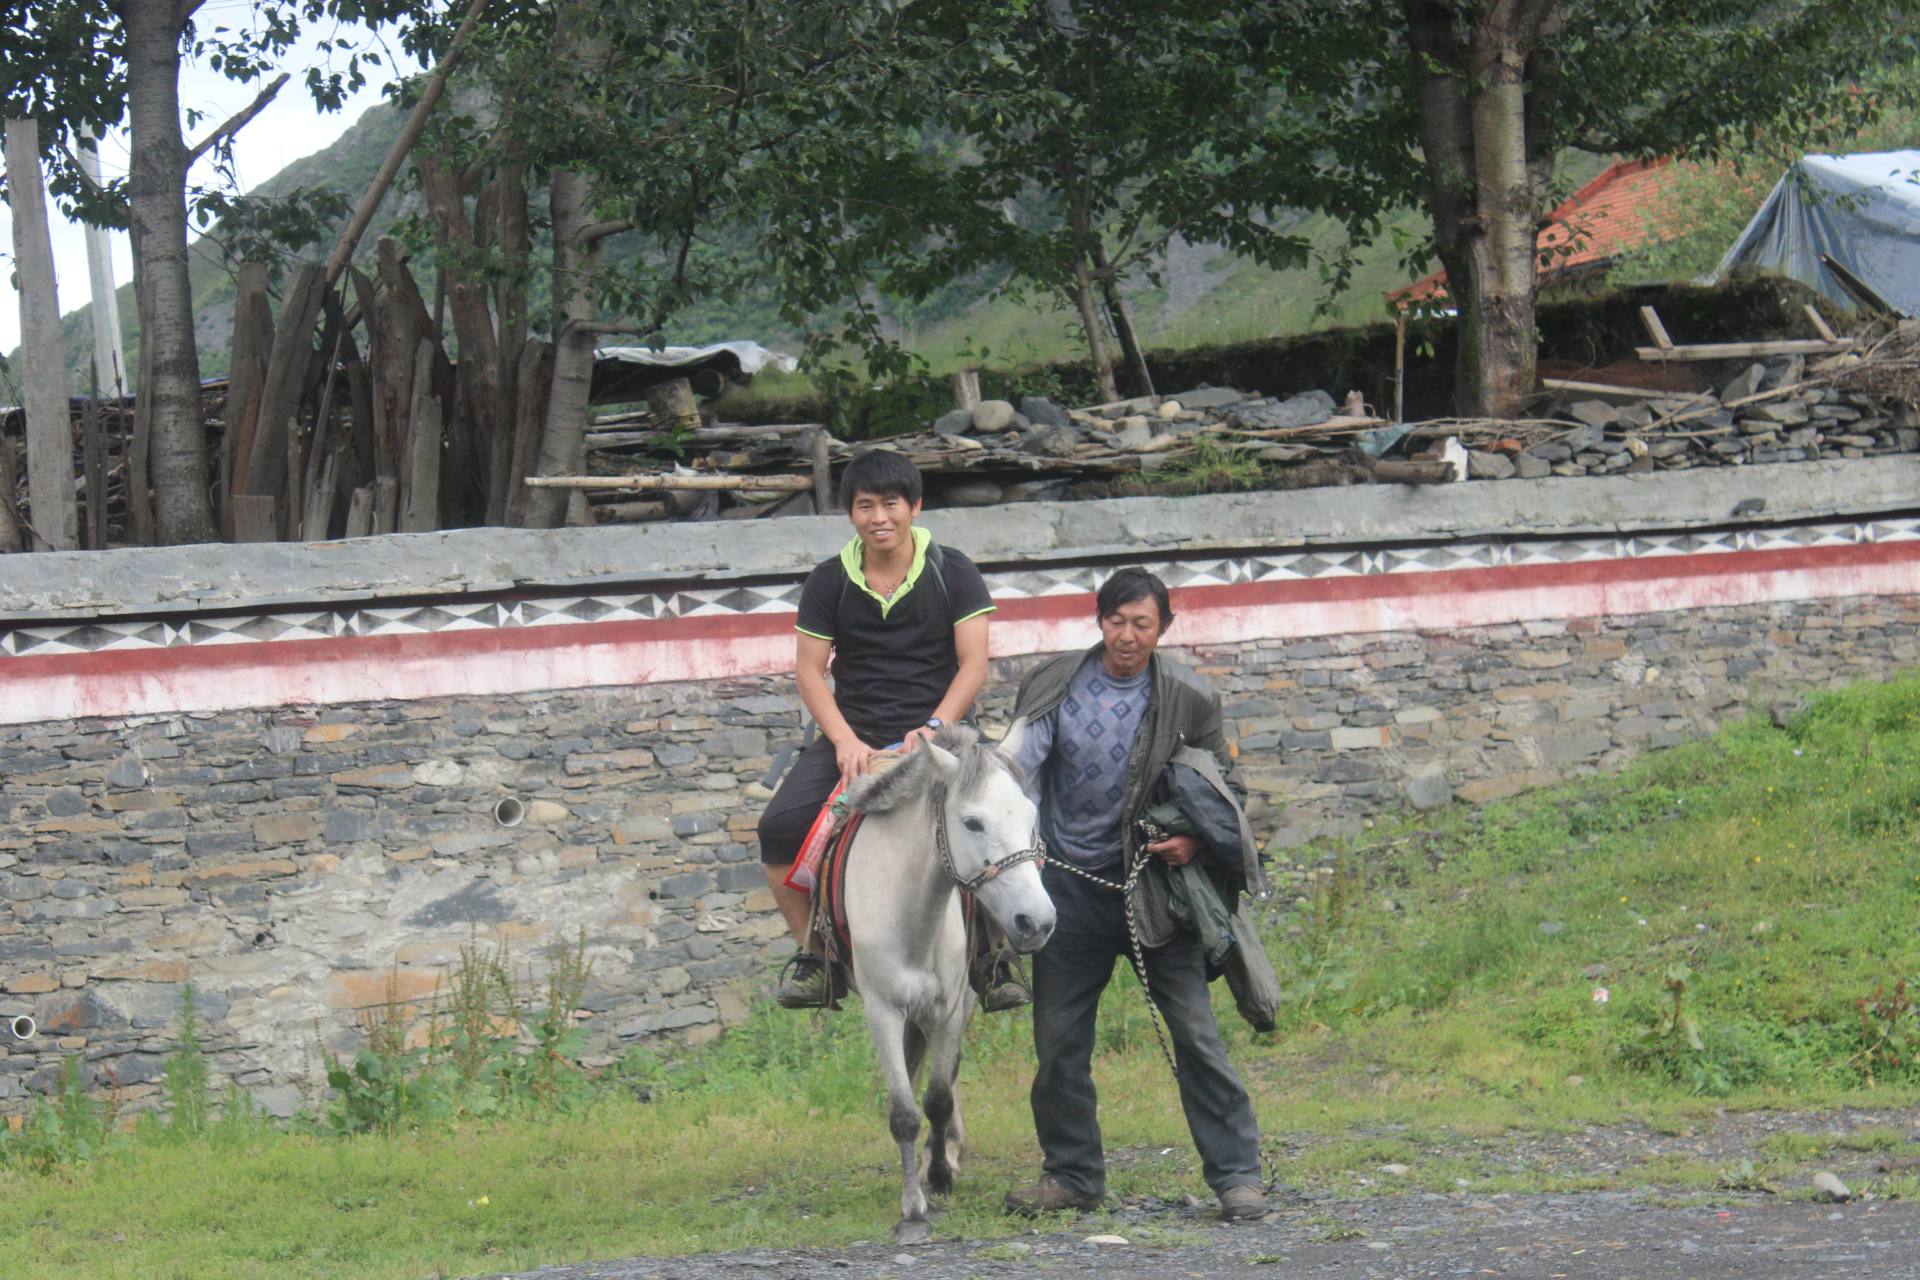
[343,483,375,539]
[224,262,273,537]
[0,432,22,552]
[76,134,130,401]
[1393,312,1407,424]
[241,263,328,517]
[82,369,106,548]
[303,446,341,541]
[809,427,833,511]
[1638,305,1675,351]
[399,337,443,532]
[4,117,79,551]
[233,494,276,542]
[643,376,700,431]
[950,370,981,411]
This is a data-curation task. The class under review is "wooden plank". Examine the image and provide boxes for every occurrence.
[82,377,106,549]
[524,473,816,492]
[224,261,272,537]
[242,262,328,508]
[233,494,277,543]
[1635,338,1854,362]
[4,117,79,550]
[302,445,340,541]
[1539,378,1678,402]
[343,483,375,539]
[398,336,443,532]
[1638,305,1675,351]
[1803,304,1839,343]
[371,475,399,532]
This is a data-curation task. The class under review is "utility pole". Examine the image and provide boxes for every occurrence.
[4,117,79,551]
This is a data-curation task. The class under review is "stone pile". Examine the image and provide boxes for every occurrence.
[1468,356,1920,483]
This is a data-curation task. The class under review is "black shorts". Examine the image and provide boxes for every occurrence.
[756,736,845,866]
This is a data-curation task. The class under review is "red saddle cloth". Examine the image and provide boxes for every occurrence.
[808,807,980,993]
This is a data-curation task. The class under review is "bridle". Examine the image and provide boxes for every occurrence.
[932,792,1045,894]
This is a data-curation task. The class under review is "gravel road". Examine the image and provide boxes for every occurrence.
[491,1193,1919,1280]
[490,1108,1920,1280]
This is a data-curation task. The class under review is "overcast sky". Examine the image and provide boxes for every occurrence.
[1,17,421,364]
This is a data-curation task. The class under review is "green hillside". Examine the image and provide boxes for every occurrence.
[16,98,409,393]
[14,95,1438,397]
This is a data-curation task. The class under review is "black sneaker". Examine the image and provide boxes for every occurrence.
[776,951,846,1009]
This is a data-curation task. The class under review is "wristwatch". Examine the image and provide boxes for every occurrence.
[925,717,944,730]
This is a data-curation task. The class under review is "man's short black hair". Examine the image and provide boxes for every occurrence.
[1096,568,1174,629]
[839,450,923,507]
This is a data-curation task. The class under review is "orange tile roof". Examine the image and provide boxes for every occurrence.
[1391,157,1680,308]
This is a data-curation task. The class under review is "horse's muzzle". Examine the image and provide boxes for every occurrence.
[1005,911,1056,954]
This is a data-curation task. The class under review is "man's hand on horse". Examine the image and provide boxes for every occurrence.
[1146,834,1204,867]
[834,737,879,780]
[900,724,940,752]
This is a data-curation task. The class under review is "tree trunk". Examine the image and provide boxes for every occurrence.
[524,165,606,529]
[4,117,80,551]
[487,159,531,525]
[1091,239,1153,398]
[1403,0,1548,420]
[122,0,216,543]
[1064,185,1119,404]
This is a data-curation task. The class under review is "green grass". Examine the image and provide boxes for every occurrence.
[13,672,1920,1277]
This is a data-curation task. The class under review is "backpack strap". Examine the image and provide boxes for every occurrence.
[835,539,950,623]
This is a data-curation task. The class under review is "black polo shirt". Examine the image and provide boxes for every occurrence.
[795,527,994,745]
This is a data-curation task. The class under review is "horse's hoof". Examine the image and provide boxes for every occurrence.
[892,1219,933,1246]
[927,1168,955,1198]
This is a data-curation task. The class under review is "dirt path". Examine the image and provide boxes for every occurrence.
[489,1108,1920,1280]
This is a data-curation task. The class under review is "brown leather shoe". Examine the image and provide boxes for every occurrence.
[1218,1183,1269,1221]
[1004,1173,1102,1216]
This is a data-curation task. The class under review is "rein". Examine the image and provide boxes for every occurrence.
[1041,853,1180,1080]
[931,792,1045,893]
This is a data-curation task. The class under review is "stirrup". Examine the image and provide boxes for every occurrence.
[776,951,847,1010]
[969,949,1032,1012]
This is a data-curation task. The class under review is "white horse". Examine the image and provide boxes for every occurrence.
[840,722,1056,1244]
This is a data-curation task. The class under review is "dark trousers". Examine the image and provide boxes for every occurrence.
[756,735,845,866]
[1030,864,1263,1197]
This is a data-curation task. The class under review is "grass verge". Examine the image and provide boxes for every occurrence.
[11,673,1920,1277]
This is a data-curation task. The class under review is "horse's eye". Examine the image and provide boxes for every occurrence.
[962,817,985,833]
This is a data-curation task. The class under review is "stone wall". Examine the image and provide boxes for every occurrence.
[4,589,1914,1115]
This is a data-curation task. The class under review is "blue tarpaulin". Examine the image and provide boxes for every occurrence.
[1713,151,1920,317]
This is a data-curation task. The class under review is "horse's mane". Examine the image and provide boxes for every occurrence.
[845,724,1019,814]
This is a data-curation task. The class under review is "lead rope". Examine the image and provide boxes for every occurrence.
[1044,854,1180,1080]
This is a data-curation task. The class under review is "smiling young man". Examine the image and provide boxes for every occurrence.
[756,450,998,1008]
[1005,568,1268,1222]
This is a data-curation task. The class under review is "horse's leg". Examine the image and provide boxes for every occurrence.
[921,1005,968,1198]
[864,1000,931,1243]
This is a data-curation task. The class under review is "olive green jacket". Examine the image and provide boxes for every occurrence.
[1011,646,1255,948]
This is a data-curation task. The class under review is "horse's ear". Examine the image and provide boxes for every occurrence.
[924,741,961,777]
[997,717,1030,762]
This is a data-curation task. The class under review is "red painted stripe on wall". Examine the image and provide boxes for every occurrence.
[4,540,1916,725]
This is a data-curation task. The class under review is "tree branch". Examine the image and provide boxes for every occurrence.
[58,142,109,201]
[576,219,633,246]
[187,72,289,165]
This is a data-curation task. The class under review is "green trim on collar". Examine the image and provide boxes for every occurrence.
[839,525,931,619]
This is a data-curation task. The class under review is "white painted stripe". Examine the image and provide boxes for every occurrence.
[2,552,1913,726]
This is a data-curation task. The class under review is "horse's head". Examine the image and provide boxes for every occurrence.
[920,721,1055,954]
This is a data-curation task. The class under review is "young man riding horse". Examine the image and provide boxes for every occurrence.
[1005,568,1271,1223]
[756,450,1028,1011]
